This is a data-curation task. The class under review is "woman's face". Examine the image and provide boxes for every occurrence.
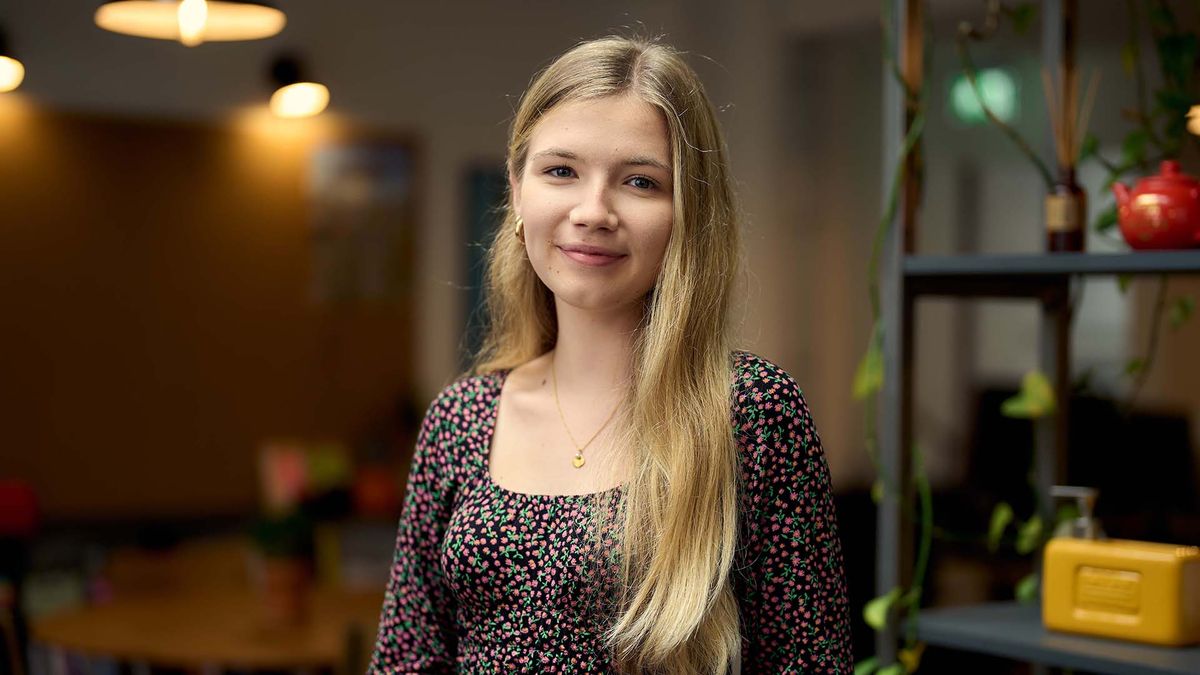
[510,94,674,314]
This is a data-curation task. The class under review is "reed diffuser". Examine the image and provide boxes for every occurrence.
[1042,66,1099,252]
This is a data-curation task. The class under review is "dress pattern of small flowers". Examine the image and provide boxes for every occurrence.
[369,350,853,673]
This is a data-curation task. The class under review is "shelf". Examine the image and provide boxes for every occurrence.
[901,251,1200,298]
[906,251,1200,279]
[917,602,1200,675]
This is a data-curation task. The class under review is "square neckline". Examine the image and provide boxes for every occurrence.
[482,367,625,501]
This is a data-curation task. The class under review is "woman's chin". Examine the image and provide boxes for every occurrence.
[551,288,645,315]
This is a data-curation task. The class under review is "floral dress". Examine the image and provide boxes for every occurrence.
[368,350,852,673]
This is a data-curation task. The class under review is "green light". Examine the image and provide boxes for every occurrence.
[951,68,1017,124]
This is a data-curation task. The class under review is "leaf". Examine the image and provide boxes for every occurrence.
[1000,396,1032,418]
[1120,42,1137,77]
[1117,274,1133,294]
[854,656,879,675]
[898,642,927,673]
[1156,35,1197,90]
[1121,129,1149,166]
[1148,5,1174,31]
[1016,572,1040,604]
[1168,296,1194,330]
[1077,133,1099,163]
[1055,502,1080,525]
[878,665,906,675]
[1001,370,1056,419]
[854,325,885,400]
[1125,357,1147,377]
[1053,502,1081,537]
[871,479,885,504]
[1094,205,1118,233]
[864,587,902,631]
[1153,89,1192,124]
[1004,3,1037,34]
[988,502,1014,553]
[1016,515,1044,555]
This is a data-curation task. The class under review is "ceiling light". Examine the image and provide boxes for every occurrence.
[268,55,329,119]
[0,28,24,93]
[95,1,286,47]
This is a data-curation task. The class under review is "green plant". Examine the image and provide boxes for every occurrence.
[856,2,1200,672]
[1086,0,1200,233]
[249,510,315,560]
[1085,1,1198,404]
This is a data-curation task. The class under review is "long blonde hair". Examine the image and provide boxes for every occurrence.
[471,35,743,674]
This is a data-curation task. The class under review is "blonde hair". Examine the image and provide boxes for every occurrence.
[470,35,743,674]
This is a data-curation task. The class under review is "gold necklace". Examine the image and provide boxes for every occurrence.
[551,355,621,469]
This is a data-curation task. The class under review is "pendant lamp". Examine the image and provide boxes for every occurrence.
[0,27,25,92]
[268,55,329,119]
[95,0,286,47]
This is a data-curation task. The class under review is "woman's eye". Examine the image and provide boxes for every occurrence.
[546,167,575,179]
[628,176,656,190]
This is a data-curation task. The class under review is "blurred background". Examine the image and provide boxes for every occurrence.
[0,1,1197,673]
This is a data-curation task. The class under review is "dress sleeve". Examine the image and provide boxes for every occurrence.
[734,363,853,673]
[368,391,460,674]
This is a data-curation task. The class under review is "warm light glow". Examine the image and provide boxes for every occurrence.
[177,0,208,47]
[1189,105,1200,137]
[269,82,329,119]
[95,1,286,45]
[0,56,24,93]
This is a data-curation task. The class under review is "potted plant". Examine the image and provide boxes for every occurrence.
[249,509,315,628]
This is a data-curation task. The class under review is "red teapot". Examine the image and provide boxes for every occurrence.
[1111,160,1200,250]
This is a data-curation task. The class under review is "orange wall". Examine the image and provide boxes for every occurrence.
[0,100,419,521]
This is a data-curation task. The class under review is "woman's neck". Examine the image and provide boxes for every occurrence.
[550,297,641,398]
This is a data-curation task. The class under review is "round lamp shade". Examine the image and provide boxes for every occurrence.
[0,55,24,92]
[95,0,286,47]
[269,81,330,118]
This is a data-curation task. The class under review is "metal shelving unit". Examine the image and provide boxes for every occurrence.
[917,603,1200,675]
[875,1,1200,672]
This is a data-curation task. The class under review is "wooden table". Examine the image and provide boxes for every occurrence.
[32,587,384,672]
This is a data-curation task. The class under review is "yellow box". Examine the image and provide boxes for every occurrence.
[1043,537,1200,646]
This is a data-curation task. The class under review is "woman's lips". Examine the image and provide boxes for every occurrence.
[558,246,627,267]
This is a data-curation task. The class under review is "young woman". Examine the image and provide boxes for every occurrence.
[369,36,852,674]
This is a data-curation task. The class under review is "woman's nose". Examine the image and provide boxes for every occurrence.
[568,183,618,230]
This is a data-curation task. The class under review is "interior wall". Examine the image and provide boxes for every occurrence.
[4,0,1193,505]
[5,0,882,491]
[0,105,417,519]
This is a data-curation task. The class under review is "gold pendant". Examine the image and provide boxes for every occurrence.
[572,453,586,468]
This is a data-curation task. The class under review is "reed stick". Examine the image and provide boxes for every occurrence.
[1042,65,1100,174]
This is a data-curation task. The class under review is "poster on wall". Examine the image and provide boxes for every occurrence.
[309,142,415,305]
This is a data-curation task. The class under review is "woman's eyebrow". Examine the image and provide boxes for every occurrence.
[530,148,579,162]
[531,148,670,174]
[624,156,671,174]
